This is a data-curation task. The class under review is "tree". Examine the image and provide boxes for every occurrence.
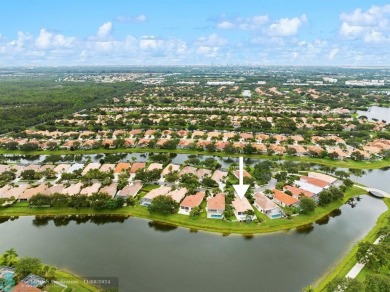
[364,274,390,292]
[189,206,201,219]
[326,277,364,292]
[244,209,255,223]
[223,205,234,220]
[15,257,42,280]
[299,197,316,214]
[1,248,18,266]
[149,195,179,215]
[350,151,365,161]
[356,241,388,271]
[29,194,52,207]
[243,144,256,155]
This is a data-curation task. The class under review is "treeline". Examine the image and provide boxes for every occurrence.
[28,192,135,210]
[0,79,142,133]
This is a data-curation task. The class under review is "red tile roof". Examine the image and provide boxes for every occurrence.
[180,192,205,208]
[301,176,329,188]
[284,185,314,199]
[207,193,225,210]
[272,189,299,206]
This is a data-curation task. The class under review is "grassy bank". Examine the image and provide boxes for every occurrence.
[314,198,390,291]
[45,269,101,292]
[0,187,366,235]
[1,147,389,169]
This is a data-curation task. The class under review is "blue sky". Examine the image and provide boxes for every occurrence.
[1,0,390,66]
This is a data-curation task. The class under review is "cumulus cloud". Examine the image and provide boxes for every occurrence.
[35,29,76,49]
[339,5,390,43]
[8,31,33,49]
[97,22,113,39]
[268,15,307,37]
[216,15,269,30]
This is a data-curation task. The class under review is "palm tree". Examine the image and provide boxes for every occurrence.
[2,248,18,266]
[303,285,315,292]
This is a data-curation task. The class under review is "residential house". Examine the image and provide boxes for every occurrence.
[206,193,225,219]
[19,183,47,201]
[232,196,256,221]
[307,172,337,185]
[82,163,101,175]
[253,192,283,219]
[116,180,143,198]
[62,182,83,196]
[99,183,118,197]
[114,162,131,174]
[147,163,163,172]
[178,191,205,215]
[167,187,187,203]
[283,185,315,200]
[161,164,180,177]
[140,186,172,206]
[272,189,299,207]
[130,162,146,174]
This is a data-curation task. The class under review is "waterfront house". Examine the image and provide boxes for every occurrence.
[272,189,299,207]
[82,163,101,175]
[80,182,101,196]
[166,187,187,203]
[206,193,225,219]
[116,181,143,198]
[253,192,283,219]
[114,162,131,174]
[178,191,205,215]
[307,172,337,185]
[19,183,47,201]
[140,186,172,206]
[62,182,83,196]
[283,185,316,201]
[99,183,118,197]
[147,163,164,172]
[231,196,256,221]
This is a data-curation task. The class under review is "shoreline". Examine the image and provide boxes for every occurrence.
[314,198,390,291]
[1,147,390,169]
[0,187,368,235]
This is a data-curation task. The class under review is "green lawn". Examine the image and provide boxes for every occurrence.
[44,269,101,292]
[0,187,367,235]
[314,198,390,291]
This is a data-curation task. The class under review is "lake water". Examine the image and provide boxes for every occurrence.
[0,196,386,292]
[357,106,390,123]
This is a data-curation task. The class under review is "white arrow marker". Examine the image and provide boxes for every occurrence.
[233,157,250,199]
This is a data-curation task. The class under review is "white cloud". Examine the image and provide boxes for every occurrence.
[217,21,235,29]
[97,22,113,39]
[339,22,364,38]
[216,15,269,30]
[35,29,76,49]
[340,5,390,26]
[339,5,390,43]
[268,15,307,37]
[134,14,147,22]
[8,31,33,49]
[195,33,227,47]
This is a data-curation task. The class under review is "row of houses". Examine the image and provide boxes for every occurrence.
[180,172,339,221]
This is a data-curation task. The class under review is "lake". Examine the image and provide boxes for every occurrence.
[357,105,390,123]
[0,195,386,292]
